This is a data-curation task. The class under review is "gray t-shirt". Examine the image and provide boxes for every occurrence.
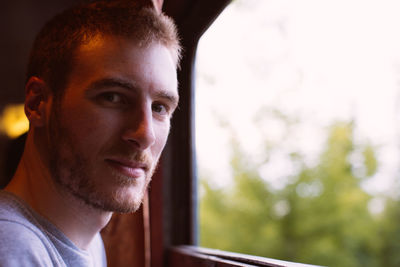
[0,191,107,267]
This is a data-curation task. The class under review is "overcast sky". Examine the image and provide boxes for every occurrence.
[195,0,400,199]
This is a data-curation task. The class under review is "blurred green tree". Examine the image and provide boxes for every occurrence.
[199,121,384,267]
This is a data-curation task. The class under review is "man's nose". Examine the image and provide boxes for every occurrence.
[121,106,156,150]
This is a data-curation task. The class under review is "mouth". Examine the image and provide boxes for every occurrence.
[105,158,148,179]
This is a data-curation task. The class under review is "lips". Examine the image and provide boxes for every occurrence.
[105,158,148,178]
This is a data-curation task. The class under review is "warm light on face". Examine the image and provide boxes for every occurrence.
[0,104,29,138]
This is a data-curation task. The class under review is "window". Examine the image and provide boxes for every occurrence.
[196,1,400,267]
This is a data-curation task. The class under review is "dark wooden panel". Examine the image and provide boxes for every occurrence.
[148,165,165,267]
[101,207,146,267]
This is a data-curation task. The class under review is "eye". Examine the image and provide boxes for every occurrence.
[152,102,168,116]
[96,92,127,107]
[101,92,123,103]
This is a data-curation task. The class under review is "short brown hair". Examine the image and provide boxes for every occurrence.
[26,0,181,99]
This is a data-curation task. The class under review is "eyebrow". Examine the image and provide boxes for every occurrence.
[156,90,180,109]
[87,77,136,92]
[86,77,179,107]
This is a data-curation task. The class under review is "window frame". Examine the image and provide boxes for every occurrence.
[148,0,232,265]
[148,1,323,266]
[168,246,322,267]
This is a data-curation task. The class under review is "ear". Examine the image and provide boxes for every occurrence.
[24,77,52,127]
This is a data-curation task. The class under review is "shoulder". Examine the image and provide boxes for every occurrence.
[0,191,53,254]
[0,220,61,266]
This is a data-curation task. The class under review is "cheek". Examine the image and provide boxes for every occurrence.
[60,105,119,149]
[153,122,171,156]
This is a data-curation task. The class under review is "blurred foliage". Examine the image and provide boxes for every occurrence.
[199,121,399,267]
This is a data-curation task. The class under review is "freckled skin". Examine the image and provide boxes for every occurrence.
[48,35,178,213]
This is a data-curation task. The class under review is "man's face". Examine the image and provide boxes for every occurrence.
[48,35,178,213]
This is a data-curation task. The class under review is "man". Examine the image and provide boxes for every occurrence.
[0,1,181,266]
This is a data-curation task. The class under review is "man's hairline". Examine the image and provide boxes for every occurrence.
[77,33,179,67]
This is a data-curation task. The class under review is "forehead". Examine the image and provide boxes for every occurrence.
[66,34,178,97]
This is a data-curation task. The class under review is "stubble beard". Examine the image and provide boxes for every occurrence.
[48,103,156,213]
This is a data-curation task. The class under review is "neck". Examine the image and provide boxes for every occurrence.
[5,133,112,250]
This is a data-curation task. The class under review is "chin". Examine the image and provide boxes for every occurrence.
[112,189,145,213]
[68,183,145,213]
[102,186,146,213]
[86,194,143,213]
